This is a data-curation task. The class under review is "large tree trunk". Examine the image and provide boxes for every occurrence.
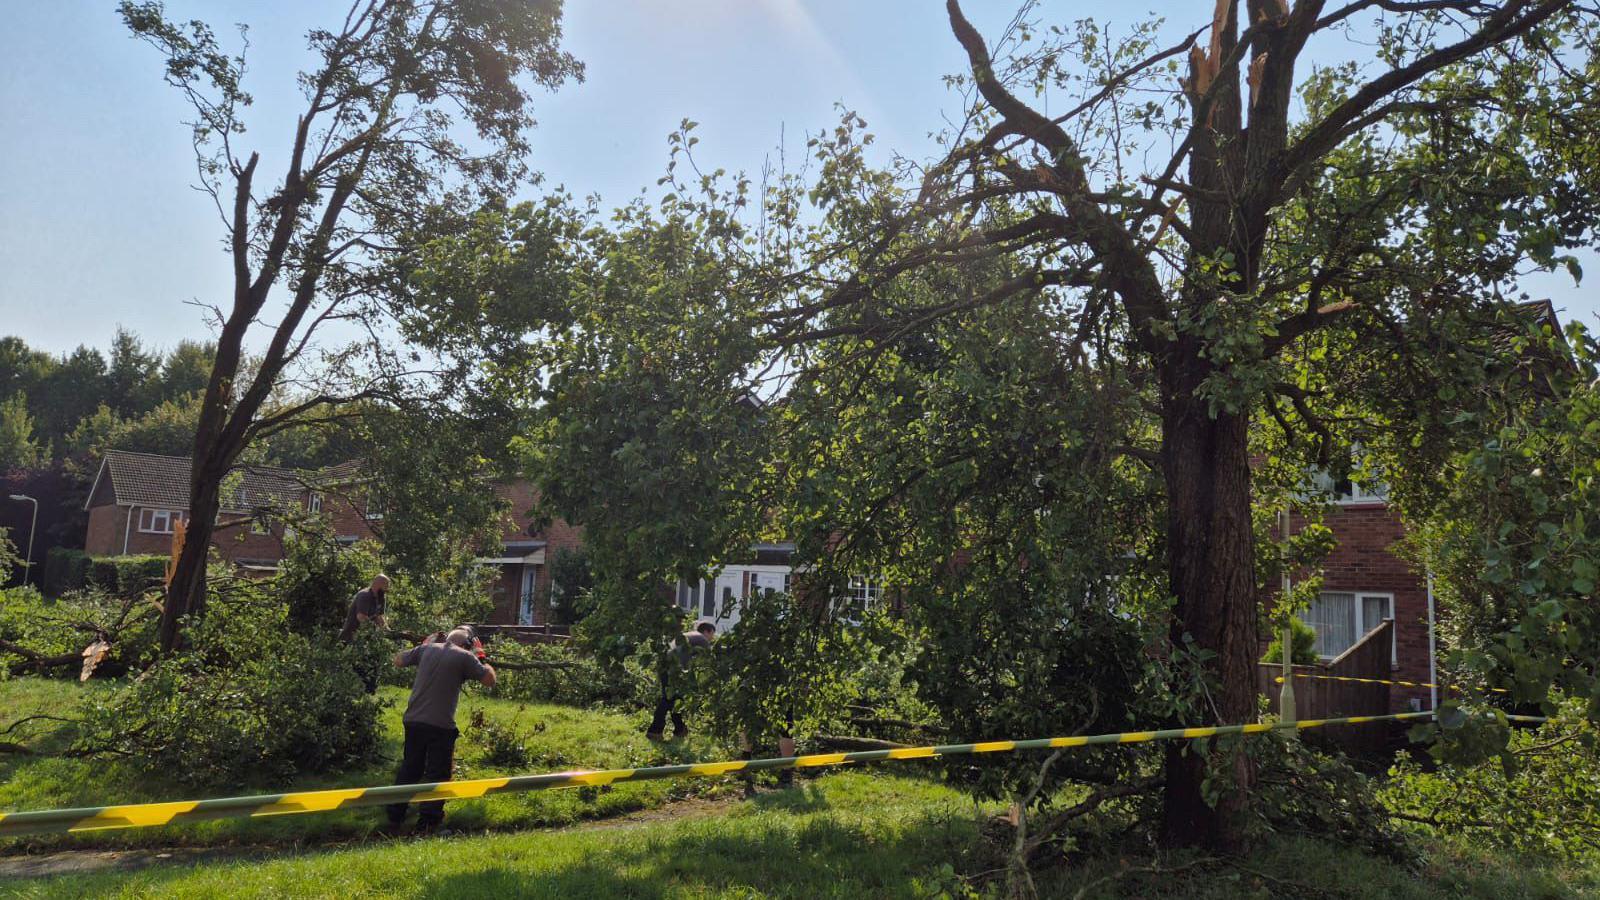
[158,344,242,655]
[158,457,229,654]
[1157,365,1259,851]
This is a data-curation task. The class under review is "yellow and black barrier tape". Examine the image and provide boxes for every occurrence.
[1274,672,1511,694]
[0,710,1549,839]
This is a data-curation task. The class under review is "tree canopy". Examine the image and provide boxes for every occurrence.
[438,0,1600,854]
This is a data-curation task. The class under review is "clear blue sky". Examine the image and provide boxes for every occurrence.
[1,0,1592,356]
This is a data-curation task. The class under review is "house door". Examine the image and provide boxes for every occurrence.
[519,566,539,626]
[711,573,743,628]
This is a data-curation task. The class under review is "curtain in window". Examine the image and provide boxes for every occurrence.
[1361,595,1389,632]
[1308,592,1357,657]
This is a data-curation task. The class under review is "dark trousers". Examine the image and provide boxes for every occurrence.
[355,655,378,694]
[647,680,687,736]
[387,722,458,825]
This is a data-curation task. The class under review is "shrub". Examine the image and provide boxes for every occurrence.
[546,547,595,627]
[41,547,90,596]
[466,707,547,768]
[1381,700,1600,864]
[683,593,897,753]
[1262,616,1318,665]
[276,527,382,636]
[86,555,167,596]
[77,581,382,787]
[382,552,496,639]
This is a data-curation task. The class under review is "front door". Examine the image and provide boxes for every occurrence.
[519,565,539,625]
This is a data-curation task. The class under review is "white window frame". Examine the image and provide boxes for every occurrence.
[1334,481,1389,505]
[1308,469,1389,505]
[364,492,385,521]
[1307,590,1395,664]
[250,513,273,536]
[307,492,323,514]
[137,508,183,535]
[835,575,883,621]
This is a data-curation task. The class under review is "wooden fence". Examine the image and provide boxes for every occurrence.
[1258,619,1394,756]
[472,623,571,645]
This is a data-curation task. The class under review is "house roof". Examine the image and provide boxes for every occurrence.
[87,450,311,513]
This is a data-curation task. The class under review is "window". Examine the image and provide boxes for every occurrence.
[676,579,710,614]
[1308,469,1389,504]
[307,492,323,514]
[364,492,385,521]
[251,513,272,536]
[675,579,721,616]
[137,508,183,535]
[837,575,883,620]
[1304,591,1394,661]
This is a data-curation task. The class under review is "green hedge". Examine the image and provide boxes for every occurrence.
[42,547,90,595]
[42,548,166,596]
[89,555,167,595]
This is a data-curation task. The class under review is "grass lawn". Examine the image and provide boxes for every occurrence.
[0,676,730,853]
[3,772,1596,899]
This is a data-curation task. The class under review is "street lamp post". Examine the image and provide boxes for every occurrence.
[8,494,37,587]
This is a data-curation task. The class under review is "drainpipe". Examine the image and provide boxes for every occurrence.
[1426,571,1438,712]
[1278,509,1296,728]
[122,506,134,556]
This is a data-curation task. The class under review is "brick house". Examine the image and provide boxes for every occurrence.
[1277,300,1569,714]
[477,479,586,627]
[82,450,332,570]
[1281,481,1434,714]
[81,450,589,627]
[72,449,1461,704]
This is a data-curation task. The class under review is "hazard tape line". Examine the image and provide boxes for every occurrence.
[0,710,1547,839]
[1274,672,1510,694]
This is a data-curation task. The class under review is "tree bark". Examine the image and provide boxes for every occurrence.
[158,454,230,654]
[1157,370,1259,851]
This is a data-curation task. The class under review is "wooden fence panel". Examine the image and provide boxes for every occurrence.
[1258,619,1394,756]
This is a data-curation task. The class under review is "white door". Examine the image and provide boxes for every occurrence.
[709,567,790,630]
[519,566,538,625]
[711,572,744,628]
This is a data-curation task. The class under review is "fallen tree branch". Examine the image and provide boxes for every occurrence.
[1387,810,1497,829]
[1071,856,1219,900]
[482,658,579,671]
[1025,776,1165,857]
[812,734,914,751]
[847,715,942,734]
[0,714,78,738]
[0,640,80,677]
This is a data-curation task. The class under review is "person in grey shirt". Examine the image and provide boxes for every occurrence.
[340,575,390,694]
[646,621,716,740]
[385,627,496,832]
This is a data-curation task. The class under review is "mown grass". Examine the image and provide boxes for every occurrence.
[0,676,729,853]
[4,772,1596,899]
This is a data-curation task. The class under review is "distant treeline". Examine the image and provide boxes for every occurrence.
[0,329,365,576]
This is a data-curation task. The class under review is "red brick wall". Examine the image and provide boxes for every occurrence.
[89,504,294,563]
[209,519,286,563]
[324,488,381,543]
[121,514,173,556]
[489,481,585,626]
[84,504,130,556]
[1290,503,1433,713]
